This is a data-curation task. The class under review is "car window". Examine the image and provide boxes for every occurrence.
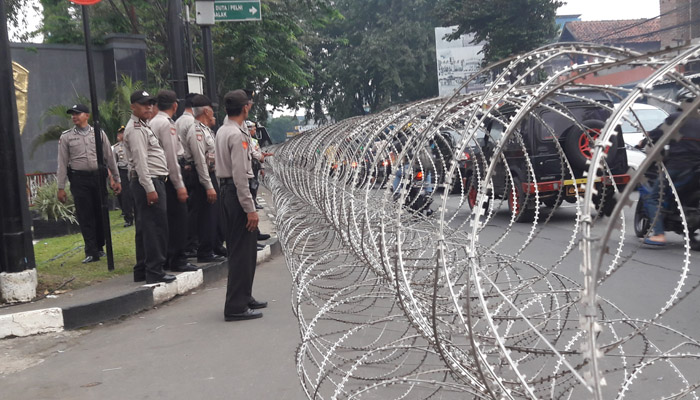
[621,109,668,133]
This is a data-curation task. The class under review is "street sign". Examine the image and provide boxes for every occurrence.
[214,0,261,22]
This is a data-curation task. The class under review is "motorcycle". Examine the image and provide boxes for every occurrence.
[634,165,700,250]
[392,164,434,217]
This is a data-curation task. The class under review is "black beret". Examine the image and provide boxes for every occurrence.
[156,89,178,105]
[224,90,249,109]
[191,94,212,108]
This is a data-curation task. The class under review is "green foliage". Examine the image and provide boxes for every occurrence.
[436,0,563,64]
[266,116,300,143]
[31,181,77,224]
[37,0,84,44]
[310,0,440,120]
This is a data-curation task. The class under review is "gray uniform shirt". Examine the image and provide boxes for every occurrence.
[215,117,255,213]
[150,111,185,190]
[112,141,129,169]
[57,125,120,190]
[176,111,195,161]
[123,114,169,193]
[185,121,214,190]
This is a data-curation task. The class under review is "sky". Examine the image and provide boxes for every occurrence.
[558,0,660,20]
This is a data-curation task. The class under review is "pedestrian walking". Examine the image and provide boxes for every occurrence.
[57,104,121,264]
[123,90,176,284]
[111,126,134,227]
[216,89,267,321]
[184,95,222,263]
[150,90,198,272]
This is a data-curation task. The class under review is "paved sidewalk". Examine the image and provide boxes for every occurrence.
[0,189,279,339]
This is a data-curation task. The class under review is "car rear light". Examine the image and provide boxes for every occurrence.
[464,152,471,161]
[382,160,388,166]
[415,171,424,181]
[351,162,357,168]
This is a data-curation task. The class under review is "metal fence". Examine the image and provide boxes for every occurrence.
[26,172,57,207]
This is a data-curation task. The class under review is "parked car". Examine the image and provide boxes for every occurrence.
[467,89,630,222]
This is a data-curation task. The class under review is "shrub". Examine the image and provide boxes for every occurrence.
[31,181,77,224]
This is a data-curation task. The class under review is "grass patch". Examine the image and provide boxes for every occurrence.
[33,210,135,294]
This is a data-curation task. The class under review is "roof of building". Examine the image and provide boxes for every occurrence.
[562,19,661,44]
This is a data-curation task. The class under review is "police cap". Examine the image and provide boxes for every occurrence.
[191,94,212,108]
[67,104,90,114]
[130,90,156,105]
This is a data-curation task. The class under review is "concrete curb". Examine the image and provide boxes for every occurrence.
[0,238,282,339]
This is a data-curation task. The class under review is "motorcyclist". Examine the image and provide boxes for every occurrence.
[642,89,700,246]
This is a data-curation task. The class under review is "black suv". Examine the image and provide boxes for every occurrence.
[465,90,630,222]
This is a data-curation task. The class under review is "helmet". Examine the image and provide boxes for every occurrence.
[676,87,696,102]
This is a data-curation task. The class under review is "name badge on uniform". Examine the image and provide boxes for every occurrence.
[197,133,203,141]
[171,127,177,136]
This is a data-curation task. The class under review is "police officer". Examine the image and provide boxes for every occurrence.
[175,93,199,257]
[123,90,176,284]
[111,126,134,227]
[150,90,198,272]
[57,104,121,264]
[184,95,222,263]
[216,89,266,321]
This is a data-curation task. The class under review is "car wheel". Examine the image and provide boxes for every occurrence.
[564,120,618,171]
[633,199,650,238]
[508,176,535,223]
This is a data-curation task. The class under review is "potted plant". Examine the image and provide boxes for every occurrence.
[31,181,80,239]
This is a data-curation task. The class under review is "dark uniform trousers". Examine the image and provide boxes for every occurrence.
[68,170,105,257]
[221,182,257,315]
[186,172,217,257]
[165,179,188,268]
[117,168,134,223]
[131,177,169,281]
[210,170,226,249]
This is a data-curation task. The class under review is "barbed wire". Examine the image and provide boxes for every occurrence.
[265,42,700,399]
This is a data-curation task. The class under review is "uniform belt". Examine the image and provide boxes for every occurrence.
[219,177,234,186]
[130,171,168,183]
[69,169,99,177]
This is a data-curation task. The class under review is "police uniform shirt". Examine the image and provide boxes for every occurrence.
[185,121,214,190]
[243,126,263,162]
[123,114,169,193]
[112,141,129,169]
[57,125,120,190]
[215,117,255,213]
[150,111,185,189]
[175,111,195,161]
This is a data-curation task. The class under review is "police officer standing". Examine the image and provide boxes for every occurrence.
[111,126,133,227]
[150,90,197,272]
[216,89,266,321]
[57,104,121,264]
[184,95,222,263]
[123,90,176,284]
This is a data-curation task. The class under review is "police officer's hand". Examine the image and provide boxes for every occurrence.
[147,191,158,206]
[112,182,122,195]
[57,189,67,204]
[246,211,259,232]
[206,188,217,204]
[177,187,188,203]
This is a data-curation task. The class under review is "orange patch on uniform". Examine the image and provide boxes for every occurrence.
[242,141,249,150]
[197,134,203,141]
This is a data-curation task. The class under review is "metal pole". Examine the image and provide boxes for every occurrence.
[185,5,196,73]
[0,0,35,274]
[168,0,188,99]
[201,25,217,110]
[81,5,115,271]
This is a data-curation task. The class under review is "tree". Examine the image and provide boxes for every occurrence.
[266,116,299,143]
[436,0,563,64]
[311,0,440,120]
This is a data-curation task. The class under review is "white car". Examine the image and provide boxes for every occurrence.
[615,103,669,171]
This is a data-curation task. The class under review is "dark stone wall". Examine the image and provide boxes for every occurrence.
[10,34,147,173]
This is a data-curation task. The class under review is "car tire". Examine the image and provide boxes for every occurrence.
[564,120,618,171]
[508,176,536,223]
